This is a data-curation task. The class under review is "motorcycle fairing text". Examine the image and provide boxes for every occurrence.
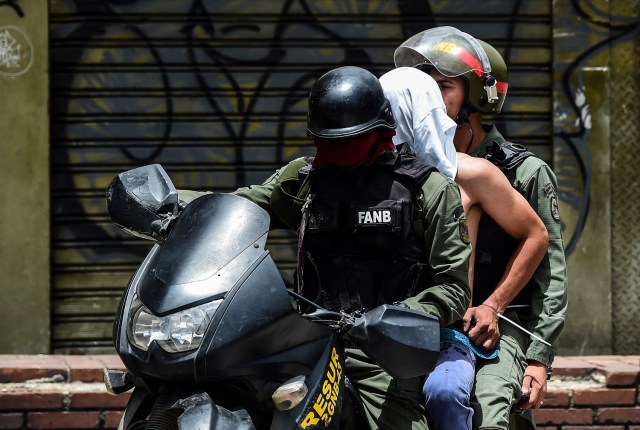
[300,347,343,428]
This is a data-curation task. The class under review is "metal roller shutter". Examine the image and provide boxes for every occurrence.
[49,0,552,353]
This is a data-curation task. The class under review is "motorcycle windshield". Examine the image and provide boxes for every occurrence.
[138,193,271,315]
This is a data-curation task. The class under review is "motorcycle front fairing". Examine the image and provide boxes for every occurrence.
[115,193,333,383]
[113,192,339,429]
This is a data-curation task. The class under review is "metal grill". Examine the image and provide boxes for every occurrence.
[611,2,640,354]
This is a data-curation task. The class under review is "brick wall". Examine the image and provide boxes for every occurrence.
[536,356,640,430]
[0,355,638,429]
[0,356,127,429]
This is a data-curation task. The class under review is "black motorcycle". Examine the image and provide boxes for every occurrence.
[103,164,441,430]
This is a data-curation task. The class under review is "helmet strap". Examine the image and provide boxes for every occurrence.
[454,105,471,127]
[462,118,475,154]
[454,106,475,153]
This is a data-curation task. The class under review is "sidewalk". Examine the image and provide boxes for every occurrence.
[0,355,638,429]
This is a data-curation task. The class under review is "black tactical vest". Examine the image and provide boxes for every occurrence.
[299,152,435,313]
[473,141,536,307]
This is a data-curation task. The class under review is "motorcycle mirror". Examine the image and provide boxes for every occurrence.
[347,304,440,379]
[106,164,180,241]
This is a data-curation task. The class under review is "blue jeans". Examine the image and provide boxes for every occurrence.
[423,340,476,430]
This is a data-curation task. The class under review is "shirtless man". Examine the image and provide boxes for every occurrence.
[380,66,548,430]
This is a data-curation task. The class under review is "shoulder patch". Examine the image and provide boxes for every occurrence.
[454,205,470,244]
[543,182,560,221]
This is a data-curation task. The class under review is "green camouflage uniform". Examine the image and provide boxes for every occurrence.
[470,125,568,430]
[180,151,471,430]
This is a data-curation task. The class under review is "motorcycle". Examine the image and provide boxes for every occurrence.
[103,164,442,430]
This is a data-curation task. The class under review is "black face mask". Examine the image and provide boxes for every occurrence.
[312,130,396,169]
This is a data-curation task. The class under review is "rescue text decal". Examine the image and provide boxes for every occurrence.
[300,347,343,428]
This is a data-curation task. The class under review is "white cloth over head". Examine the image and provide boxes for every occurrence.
[380,67,458,179]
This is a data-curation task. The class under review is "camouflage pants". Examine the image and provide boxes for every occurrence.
[345,348,430,430]
[470,315,529,430]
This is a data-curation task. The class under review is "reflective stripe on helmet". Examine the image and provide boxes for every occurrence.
[441,44,507,94]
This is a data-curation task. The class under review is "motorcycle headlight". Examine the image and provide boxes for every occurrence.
[127,294,222,353]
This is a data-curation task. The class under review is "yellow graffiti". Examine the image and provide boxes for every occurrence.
[300,347,343,428]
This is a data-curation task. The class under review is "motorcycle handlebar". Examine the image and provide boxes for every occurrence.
[286,289,356,332]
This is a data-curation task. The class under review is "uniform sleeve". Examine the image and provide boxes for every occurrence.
[177,189,212,205]
[233,165,297,230]
[517,162,568,368]
[233,172,279,213]
[178,163,290,230]
[403,173,471,326]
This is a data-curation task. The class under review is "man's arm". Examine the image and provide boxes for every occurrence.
[457,157,549,349]
[178,158,311,231]
[403,173,471,326]
[177,175,277,210]
[516,162,568,409]
[517,162,567,364]
[177,176,282,229]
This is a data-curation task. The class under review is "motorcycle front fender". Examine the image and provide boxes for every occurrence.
[118,386,256,430]
[174,391,255,430]
[118,385,154,430]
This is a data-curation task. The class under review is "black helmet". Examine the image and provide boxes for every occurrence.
[394,26,508,114]
[307,66,396,139]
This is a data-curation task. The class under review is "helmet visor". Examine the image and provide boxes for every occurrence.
[394,26,491,79]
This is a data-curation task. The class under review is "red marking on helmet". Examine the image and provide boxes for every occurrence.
[455,49,485,78]
[456,49,508,94]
